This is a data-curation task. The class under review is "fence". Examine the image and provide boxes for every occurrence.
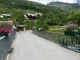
[0,31,16,60]
[33,30,80,53]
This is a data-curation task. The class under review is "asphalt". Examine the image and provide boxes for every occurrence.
[9,31,80,60]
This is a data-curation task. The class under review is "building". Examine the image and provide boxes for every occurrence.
[24,13,42,20]
[0,14,12,18]
[16,25,25,31]
[0,15,3,18]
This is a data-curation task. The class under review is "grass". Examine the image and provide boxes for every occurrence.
[49,25,62,29]
[49,26,65,33]
[48,30,64,33]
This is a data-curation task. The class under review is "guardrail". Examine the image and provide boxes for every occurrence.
[0,31,16,60]
[33,30,80,53]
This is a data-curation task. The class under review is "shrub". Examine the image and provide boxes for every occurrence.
[42,24,49,31]
[65,24,79,32]
[0,22,12,33]
[36,24,49,31]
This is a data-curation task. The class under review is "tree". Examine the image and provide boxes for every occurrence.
[36,16,49,31]
[15,12,25,24]
[24,20,35,30]
[24,20,30,29]
[67,10,80,25]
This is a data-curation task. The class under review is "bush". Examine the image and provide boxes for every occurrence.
[35,24,42,30]
[36,24,49,31]
[42,24,49,31]
[65,24,79,32]
[0,22,12,33]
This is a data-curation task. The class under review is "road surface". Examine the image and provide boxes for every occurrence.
[9,31,80,60]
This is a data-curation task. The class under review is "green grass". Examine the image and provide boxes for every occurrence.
[49,26,62,29]
[48,26,65,33]
[48,30,64,33]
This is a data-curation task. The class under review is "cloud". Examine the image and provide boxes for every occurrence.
[59,0,75,3]
[29,0,75,4]
[29,0,53,4]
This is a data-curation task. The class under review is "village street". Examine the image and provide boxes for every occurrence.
[8,31,80,60]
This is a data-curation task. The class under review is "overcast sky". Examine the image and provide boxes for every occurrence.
[29,0,75,4]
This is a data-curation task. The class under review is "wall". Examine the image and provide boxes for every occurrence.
[0,31,16,60]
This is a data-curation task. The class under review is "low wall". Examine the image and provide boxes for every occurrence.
[33,30,80,53]
[0,31,16,60]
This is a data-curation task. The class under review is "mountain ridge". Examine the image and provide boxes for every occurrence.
[47,2,80,11]
[0,0,62,14]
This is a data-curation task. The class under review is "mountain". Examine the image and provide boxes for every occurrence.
[47,2,80,11]
[0,0,62,14]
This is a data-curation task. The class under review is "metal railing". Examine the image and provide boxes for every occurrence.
[0,31,16,60]
[33,30,80,53]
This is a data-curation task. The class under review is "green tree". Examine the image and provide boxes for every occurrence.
[24,20,30,29]
[15,12,25,24]
[24,20,35,30]
[67,10,80,25]
[36,16,49,31]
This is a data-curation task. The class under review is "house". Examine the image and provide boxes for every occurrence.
[35,13,41,17]
[2,14,12,17]
[16,25,25,31]
[0,15,3,18]
[26,13,36,20]
[24,13,42,20]
[0,14,12,18]
[24,14,28,19]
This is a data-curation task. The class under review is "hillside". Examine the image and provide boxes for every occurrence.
[47,2,80,11]
[0,0,62,14]
[0,0,80,30]
[0,0,63,26]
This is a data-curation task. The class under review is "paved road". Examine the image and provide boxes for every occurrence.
[9,31,80,60]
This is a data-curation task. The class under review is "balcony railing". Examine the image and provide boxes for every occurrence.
[0,31,16,60]
[33,30,80,53]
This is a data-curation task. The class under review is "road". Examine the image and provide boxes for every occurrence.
[9,31,80,60]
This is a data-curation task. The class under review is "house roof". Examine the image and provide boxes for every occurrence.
[16,25,24,27]
[2,14,12,16]
[0,15,3,18]
[26,13,41,16]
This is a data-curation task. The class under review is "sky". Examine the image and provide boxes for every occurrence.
[29,0,75,4]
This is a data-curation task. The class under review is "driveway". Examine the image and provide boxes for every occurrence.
[9,31,80,60]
